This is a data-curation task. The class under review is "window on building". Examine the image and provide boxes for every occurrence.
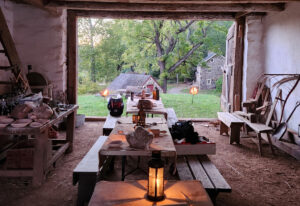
[207,79,212,85]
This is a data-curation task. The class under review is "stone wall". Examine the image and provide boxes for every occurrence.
[197,55,224,90]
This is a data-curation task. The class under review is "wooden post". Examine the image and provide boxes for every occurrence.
[67,10,77,104]
[231,17,245,112]
[66,111,76,153]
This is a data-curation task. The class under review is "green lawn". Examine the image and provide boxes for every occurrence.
[78,93,220,118]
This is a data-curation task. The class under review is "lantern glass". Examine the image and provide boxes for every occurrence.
[147,152,165,201]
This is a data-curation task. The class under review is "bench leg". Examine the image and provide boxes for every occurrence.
[266,133,275,156]
[220,122,229,136]
[230,125,241,144]
[77,173,97,206]
[257,133,263,156]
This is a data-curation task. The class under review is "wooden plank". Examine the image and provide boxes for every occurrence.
[176,156,194,180]
[72,10,236,20]
[198,155,231,192]
[261,133,300,160]
[266,89,281,126]
[47,0,295,4]
[47,142,69,169]
[234,114,272,133]
[175,143,216,155]
[48,2,285,12]
[231,17,245,112]
[217,112,244,127]
[103,115,120,135]
[89,180,213,206]
[234,111,256,122]
[187,156,214,189]
[73,136,108,184]
[67,10,77,104]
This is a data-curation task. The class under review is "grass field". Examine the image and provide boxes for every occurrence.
[78,93,220,118]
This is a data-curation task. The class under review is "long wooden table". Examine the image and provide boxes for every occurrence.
[126,98,168,119]
[99,118,176,180]
[89,180,214,206]
[0,105,78,186]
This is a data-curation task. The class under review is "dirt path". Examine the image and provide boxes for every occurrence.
[167,84,188,94]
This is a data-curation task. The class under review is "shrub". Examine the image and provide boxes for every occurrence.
[215,76,223,94]
[78,81,106,95]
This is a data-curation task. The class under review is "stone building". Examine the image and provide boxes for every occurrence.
[196,52,225,90]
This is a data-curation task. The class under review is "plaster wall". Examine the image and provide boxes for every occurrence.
[262,2,300,133]
[12,4,67,98]
[242,16,264,101]
[0,0,15,93]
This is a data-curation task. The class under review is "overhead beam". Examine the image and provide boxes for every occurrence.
[72,10,236,19]
[46,0,298,4]
[47,2,285,12]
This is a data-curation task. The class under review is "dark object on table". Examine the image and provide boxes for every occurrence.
[125,126,153,149]
[107,96,124,117]
[170,121,199,144]
[137,99,153,110]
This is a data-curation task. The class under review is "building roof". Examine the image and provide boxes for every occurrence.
[203,51,217,62]
[108,73,152,91]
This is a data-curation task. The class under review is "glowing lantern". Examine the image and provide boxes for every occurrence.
[147,151,165,202]
[189,86,199,95]
[100,89,109,97]
[189,86,199,104]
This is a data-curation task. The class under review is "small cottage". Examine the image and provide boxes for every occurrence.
[196,52,225,90]
[108,73,162,93]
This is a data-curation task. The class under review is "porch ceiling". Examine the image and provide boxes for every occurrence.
[11,0,293,19]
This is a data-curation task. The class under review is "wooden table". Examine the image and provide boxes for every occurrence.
[99,118,176,180]
[0,105,78,186]
[126,98,168,119]
[89,180,214,206]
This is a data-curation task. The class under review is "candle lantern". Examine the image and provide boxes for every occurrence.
[147,151,165,202]
[189,86,199,104]
[100,89,109,97]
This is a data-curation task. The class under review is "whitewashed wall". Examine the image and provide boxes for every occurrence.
[0,0,67,97]
[242,16,264,101]
[262,2,300,133]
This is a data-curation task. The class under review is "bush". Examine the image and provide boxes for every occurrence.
[215,76,223,94]
[78,81,106,95]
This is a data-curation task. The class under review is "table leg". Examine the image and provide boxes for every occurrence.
[122,156,126,181]
[266,133,275,156]
[32,130,48,187]
[66,111,76,153]
[257,133,263,156]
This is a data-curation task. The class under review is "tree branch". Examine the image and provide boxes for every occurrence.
[168,41,203,73]
[176,20,195,34]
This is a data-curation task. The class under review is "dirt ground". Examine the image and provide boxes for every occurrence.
[0,121,299,206]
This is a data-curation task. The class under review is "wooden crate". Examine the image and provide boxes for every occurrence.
[175,142,216,155]
[6,139,34,169]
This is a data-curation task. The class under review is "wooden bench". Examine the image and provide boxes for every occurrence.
[103,115,120,136]
[234,114,275,156]
[166,108,178,128]
[217,112,244,144]
[177,155,231,203]
[73,136,110,206]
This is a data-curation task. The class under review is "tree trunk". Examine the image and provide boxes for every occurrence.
[88,19,96,82]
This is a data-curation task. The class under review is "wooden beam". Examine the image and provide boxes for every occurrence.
[46,0,297,4]
[47,2,285,12]
[9,0,59,15]
[67,10,77,104]
[232,17,245,112]
[72,10,236,20]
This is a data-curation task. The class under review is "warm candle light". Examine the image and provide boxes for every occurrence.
[100,89,109,97]
[189,86,199,95]
[147,151,165,202]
